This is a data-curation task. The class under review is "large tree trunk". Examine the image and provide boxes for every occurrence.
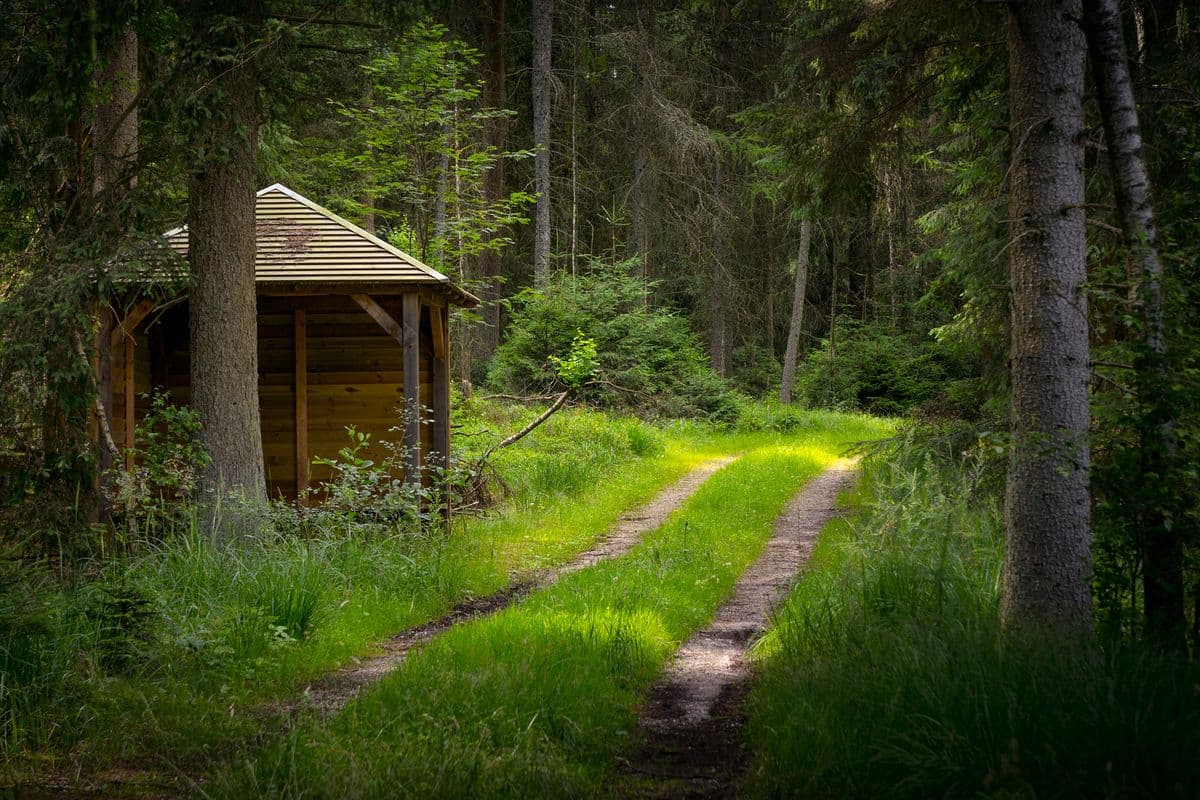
[1000,0,1092,633]
[1085,0,1182,644]
[187,10,266,511]
[93,26,138,200]
[779,217,811,404]
[532,0,553,287]
[92,23,138,517]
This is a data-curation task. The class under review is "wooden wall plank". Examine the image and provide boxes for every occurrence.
[123,335,135,469]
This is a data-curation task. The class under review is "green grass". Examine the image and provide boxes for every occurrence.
[745,429,1200,799]
[0,404,712,782]
[209,411,891,798]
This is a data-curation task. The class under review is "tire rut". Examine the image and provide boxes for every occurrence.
[276,454,739,719]
[620,463,856,799]
[30,456,740,799]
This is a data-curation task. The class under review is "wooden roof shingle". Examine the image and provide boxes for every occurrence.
[161,184,477,306]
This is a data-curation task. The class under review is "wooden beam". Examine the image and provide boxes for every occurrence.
[123,334,135,470]
[431,301,452,522]
[294,309,309,502]
[350,292,404,344]
[109,298,157,349]
[429,302,446,360]
[402,292,422,485]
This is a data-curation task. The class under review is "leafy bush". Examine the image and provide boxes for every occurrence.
[794,318,980,416]
[108,392,211,539]
[488,259,739,419]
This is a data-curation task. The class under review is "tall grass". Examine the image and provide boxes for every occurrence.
[0,403,697,782]
[746,426,1200,799]
[208,412,893,798]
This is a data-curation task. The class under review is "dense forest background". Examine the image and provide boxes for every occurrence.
[1,0,1199,652]
[3,1,1200,795]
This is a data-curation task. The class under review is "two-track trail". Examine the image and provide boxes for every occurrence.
[621,462,857,799]
[38,456,741,800]
[278,454,740,718]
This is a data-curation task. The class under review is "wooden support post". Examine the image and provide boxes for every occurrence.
[402,293,422,485]
[294,309,308,501]
[123,334,135,470]
[430,303,450,470]
[431,301,452,522]
[98,309,115,472]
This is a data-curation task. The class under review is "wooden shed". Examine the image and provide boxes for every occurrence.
[104,183,478,499]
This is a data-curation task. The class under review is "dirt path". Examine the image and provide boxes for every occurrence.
[621,463,856,799]
[279,454,739,718]
[32,456,740,800]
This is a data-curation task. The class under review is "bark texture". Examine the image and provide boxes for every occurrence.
[779,218,811,404]
[187,12,266,506]
[1085,0,1182,642]
[532,0,553,287]
[92,24,138,514]
[476,0,507,363]
[1001,0,1092,632]
[92,26,138,199]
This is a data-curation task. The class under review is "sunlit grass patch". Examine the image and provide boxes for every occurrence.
[211,415,891,798]
[745,431,1200,799]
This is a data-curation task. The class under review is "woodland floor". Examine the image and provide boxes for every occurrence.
[19,449,860,799]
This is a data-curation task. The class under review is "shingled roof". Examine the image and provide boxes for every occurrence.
[158,183,477,305]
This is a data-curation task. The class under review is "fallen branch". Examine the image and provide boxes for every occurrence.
[481,391,569,460]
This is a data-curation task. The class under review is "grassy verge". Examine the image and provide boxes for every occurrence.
[745,426,1200,799]
[0,403,711,782]
[210,411,890,798]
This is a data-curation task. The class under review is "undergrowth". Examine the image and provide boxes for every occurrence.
[209,411,892,798]
[0,400,700,783]
[746,425,1200,799]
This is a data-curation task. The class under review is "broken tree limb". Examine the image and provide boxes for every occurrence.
[482,390,569,460]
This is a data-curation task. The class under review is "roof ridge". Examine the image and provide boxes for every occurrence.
[259,184,450,284]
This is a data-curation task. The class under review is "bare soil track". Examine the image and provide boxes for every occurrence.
[620,464,856,799]
[278,454,739,718]
[24,455,738,799]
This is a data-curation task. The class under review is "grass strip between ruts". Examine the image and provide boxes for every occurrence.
[212,416,888,799]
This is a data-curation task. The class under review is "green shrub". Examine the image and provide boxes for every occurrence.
[794,318,980,416]
[488,258,739,419]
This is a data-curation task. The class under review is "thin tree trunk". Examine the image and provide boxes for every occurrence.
[532,0,553,287]
[1000,0,1092,633]
[780,218,811,404]
[630,0,654,281]
[569,9,579,279]
[187,8,266,513]
[708,159,726,376]
[476,0,507,363]
[1085,0,1182,644]
[434,121,450,269]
